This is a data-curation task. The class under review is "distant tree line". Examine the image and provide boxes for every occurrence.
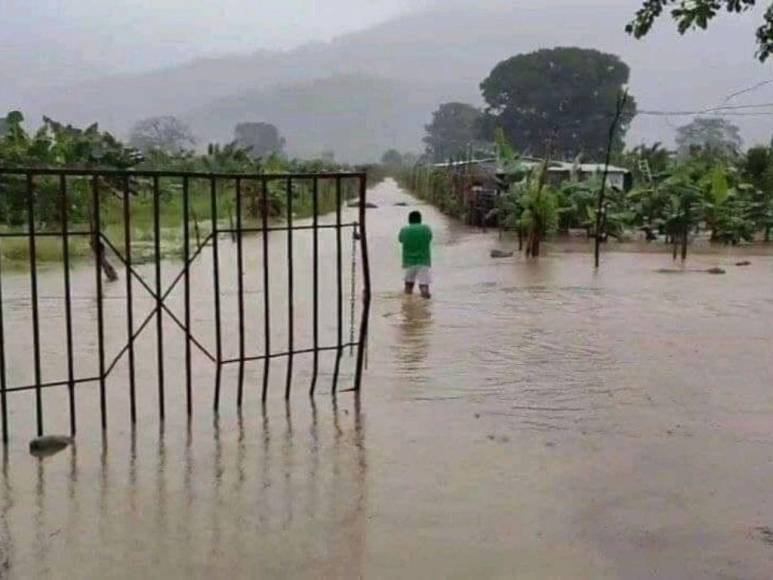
[0,111,364,266]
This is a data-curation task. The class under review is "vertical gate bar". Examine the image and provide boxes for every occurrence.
[123,176,137,425]
[27,173,44,436]
[284,177,294,399]
[354,175,372,392]
[309,177,319,396]
[153,176,165,421]
[93,175,107,430]
[61,175,77,435]
[331,176,344,392]
[211,177,223,411]
[182,176,192,417]
[0,245,6,443]
[235,178,246,407]
[261,178,271,402]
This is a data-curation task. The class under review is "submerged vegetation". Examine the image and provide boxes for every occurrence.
[0,111,368,266]
[395,134,773,260]
[389,43,773,262]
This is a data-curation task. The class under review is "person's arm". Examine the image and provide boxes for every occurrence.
[399,228,405,243]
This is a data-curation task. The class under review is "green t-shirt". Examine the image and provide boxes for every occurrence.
[399,223,433,267]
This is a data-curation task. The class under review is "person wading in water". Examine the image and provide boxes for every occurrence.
[399,210,433,299]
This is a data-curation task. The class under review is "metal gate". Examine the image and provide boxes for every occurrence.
[0,168,372,442]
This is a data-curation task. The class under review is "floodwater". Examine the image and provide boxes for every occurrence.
[1,178,773,578]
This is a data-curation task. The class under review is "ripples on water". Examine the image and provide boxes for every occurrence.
[2,179,773,577]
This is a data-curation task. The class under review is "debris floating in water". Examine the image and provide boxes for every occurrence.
[735,260,752,267]
[656,267,726,275]
[347,201,379,209]
[29,435,74,458]
[490,249,514,259]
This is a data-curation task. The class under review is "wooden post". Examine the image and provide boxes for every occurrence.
[595,90,628,269]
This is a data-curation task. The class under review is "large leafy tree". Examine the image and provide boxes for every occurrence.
[233,122,286,158]
[627,1,773,61]
[423,102,482,162]
[129,116,195,154]
[743,145,773,239]
[479,48,637,161]
[675,117,742,158]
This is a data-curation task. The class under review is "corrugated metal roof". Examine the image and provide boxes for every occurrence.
[431,157,629,175]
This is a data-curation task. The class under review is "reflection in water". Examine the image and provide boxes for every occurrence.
[0,397,367,578]
[393,297,433,374]
[1,179,773,577]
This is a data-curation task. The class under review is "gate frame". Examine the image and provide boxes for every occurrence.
[0,168,372,443]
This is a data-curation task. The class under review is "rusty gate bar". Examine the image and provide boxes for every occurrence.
[182,176,192,416]
[285,177,294,400]
[0,167,371,443]
[26,174,44,436]
[60,175,77,434]
[354,174,372,392]
[235,177,246,408]
[310,177,320,396]
[122,176,136,425]
[0,248,5,443]
[93,176,107,431]
[211,176,223,411]
[332,176,344,392]
[153,175,165,420]
[261,178,271,402]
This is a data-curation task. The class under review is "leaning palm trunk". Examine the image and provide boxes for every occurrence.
[524,161,550,258]
[526,227,541,257]
[89,214,118,282]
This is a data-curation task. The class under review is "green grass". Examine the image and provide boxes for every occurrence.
[0,176,357,267]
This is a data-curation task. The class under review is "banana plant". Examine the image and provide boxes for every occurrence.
[516,163,558,257]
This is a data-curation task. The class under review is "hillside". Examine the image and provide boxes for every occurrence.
[185,75,475,162]
[17,1,771,161]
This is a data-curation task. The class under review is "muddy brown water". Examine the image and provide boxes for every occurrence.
[0,178,773,578]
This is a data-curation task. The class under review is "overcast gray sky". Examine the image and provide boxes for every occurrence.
[2,0,771,151]
[1,0,435,73]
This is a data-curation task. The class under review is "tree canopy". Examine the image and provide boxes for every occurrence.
[129,116,195,154]
[233,122,285,158]
[675,117,743,158]
[627,0,773,61]
[479,47,637,161]
[423,102,482,162]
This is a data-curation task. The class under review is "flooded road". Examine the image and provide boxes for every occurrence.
[2,178,773,578]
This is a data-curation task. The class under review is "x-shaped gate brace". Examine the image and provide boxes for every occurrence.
[0,168,373,444]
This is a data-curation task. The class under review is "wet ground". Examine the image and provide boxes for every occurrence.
[1,178,773,578]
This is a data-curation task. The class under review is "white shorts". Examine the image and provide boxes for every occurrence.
[404,265,432,285]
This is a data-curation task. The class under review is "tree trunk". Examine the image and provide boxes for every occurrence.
[672,235,678,260]
[192,210,201,247]
[595,90,628,269]
[90,236,118,282]
[765,225,771,242]
[525,227,540,257]
[681,225,688,261]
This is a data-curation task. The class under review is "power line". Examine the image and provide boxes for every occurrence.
[638,102,773,116]
[720,79,773,104]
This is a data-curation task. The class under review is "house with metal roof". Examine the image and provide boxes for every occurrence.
[433,156,631,191]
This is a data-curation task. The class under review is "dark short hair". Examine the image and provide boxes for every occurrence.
[409,211,422,224]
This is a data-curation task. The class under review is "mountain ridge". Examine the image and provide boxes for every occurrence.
[14,2,771,162]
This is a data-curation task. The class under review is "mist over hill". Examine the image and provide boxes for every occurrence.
[9,1,771,162]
